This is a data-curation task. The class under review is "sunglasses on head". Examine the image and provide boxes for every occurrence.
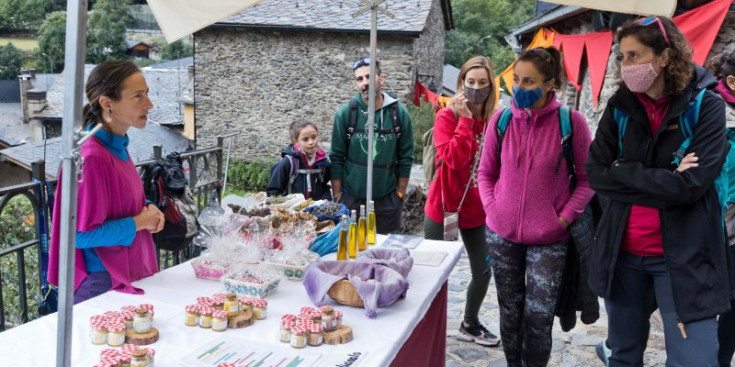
[352,57,371,70]
[529,48,551,61]
[638,17,670,46]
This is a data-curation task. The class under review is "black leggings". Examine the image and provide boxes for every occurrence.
[424,217,490,325]
[486,228,567,367]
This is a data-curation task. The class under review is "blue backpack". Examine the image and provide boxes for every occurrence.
[613,88,729,218]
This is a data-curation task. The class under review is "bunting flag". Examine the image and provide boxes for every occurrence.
[414,81,441,108]
[673,0,733,65]
[496,28,556,96]
[584,31,614,106]
[553,33,587,91]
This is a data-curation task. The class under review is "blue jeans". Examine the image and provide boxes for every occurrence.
[73,271,111,304]
[606,252,719,367]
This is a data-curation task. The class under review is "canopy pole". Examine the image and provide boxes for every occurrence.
[56,0,87,365]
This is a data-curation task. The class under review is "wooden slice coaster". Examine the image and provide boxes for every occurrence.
[125,327,159,345]
[228,310,253,329]
[323,324,353,345]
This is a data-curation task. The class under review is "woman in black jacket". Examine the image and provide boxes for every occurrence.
[586,17,731,366]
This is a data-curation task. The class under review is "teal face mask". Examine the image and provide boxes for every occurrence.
[512,86,543,109]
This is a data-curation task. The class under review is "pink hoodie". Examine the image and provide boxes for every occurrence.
[477,94,594,244]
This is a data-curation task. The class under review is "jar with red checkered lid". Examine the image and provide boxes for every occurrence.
[308,323,324,346]
[108,323,126,347]
[290,325,307,348]
[212,310,228,331]
[199,306,214,328]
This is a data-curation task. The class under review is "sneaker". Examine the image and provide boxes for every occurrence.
[456,322,500,347]
[595,340,611,366]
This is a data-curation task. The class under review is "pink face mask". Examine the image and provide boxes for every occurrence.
[621,63,659,93]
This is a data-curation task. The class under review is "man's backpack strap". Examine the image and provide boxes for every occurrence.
[495,107,513,167]
[390,103,402,139]
[347,99,359,141]
[613,108,629,159]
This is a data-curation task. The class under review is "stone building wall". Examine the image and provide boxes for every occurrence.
[194,0,446,161]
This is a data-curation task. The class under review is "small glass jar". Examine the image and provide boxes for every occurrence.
[212,296,225,311]
[133,308,151,334]
[185,305,200,326]
[90,321,108,345]
[334,310,343,326]
[299,306,315,316]
[196,296,214,306]
[212,310,229,332]
[145,348,155,367]
[130,350,150,367]
[239,297,253,313]
[121,311,135,329]
[310,309,322,325]
[252,299,267,320]
[104,310,121,320]
[290,326,307,348]
[199,307,213,328]
[320,306,336,331]
[308,323,324,346]
[90,315,106,329]
[108,323,126,347]
[223,294,240,317]
[118,353,131,367]
[280,320,294,343]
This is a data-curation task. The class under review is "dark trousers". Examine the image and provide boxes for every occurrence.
[718,245,735,367]
[73,271,111,304]
[342,190,402,234]
[486,228,567,367]
[425,217,490,325]
[606,251,718,367]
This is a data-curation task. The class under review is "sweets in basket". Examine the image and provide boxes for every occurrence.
[190,256,231,281]
[222,264,282,299]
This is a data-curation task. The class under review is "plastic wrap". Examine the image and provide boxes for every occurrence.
[222,263,282,299]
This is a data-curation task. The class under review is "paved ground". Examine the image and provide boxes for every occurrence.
[444,248,670,367]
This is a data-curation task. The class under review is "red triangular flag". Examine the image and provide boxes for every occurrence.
[674,0,733,65]
[556,34,587,91]
[585,31,614,107]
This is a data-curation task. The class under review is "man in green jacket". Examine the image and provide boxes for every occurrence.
[330,57,414,234]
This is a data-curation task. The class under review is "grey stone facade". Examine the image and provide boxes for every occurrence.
[194,0,447,160]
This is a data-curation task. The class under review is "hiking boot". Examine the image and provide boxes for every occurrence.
[456,321,500,347]
[596,340,611,366]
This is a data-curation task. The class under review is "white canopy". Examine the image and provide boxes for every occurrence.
[540,0,677,17]
[147,0,265,43]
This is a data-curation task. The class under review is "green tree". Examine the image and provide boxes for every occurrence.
[92,0,133,26]
[0,0,42,31]
[445,0,535,71]
[0,43,25,79]
[35,11,66,73]
[85,9,127,64]
[160,40,193,61]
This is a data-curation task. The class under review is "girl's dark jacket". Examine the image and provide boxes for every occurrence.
[585,65,734,322]
[266,145,332,200]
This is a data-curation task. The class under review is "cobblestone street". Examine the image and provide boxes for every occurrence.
[444,248,670,367]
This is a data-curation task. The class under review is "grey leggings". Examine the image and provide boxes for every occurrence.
[424,217,490,325]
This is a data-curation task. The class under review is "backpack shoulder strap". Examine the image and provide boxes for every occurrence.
[286,156,299,194]
[495,108,513,167]
[612,107,629,159]
[347,99,359,141]
[390,103,402,139]
[678,88,708,140]
[557,106,576,191]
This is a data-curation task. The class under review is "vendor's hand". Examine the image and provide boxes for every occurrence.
[134,206,162,232]
[676,152,698,173]
[146,203,165,233]
[558,216,569,230]
[451,93,472,118]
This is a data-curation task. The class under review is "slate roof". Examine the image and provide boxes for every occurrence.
[442,64,459,95]
[0,103,27,146]
[217,0,440,34]
[0,121,192,178]
[147,57,193,69]
[39,65,187,126]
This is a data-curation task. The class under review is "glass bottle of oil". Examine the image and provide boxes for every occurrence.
[337,215,348,261]
[367,200,377,245]
[358,205,367,251]
[348,210,358,258]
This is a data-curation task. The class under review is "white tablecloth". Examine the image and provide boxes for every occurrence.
[0,237,462,366]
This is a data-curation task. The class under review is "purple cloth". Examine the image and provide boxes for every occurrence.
[355,248,413,278]
[73,271,112,304]
[302,260,409,318]
[48,137,159,294]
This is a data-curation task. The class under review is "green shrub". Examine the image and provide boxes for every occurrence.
[407,99,439,163]
[226,159,271,192]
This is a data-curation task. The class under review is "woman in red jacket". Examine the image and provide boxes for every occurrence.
[424,56,499,346]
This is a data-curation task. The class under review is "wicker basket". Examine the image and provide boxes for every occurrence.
[223,275,281,299]
[327,279,364,308]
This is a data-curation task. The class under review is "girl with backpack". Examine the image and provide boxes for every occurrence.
[267,119,331,200]
[424,56,500,347]
[712,49,735,367]
[586,17,730,366]
[48,61,163,303]
[476,47,594,366]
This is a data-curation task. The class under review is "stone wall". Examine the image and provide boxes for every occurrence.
[194,8,445,160]
[414,0,446,95]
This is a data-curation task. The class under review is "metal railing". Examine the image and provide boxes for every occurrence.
[0,139,224,331]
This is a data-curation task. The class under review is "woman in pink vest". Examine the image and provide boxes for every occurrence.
[48,60,163,303]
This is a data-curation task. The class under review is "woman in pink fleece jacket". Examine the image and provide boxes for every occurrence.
[477,47,594,367]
